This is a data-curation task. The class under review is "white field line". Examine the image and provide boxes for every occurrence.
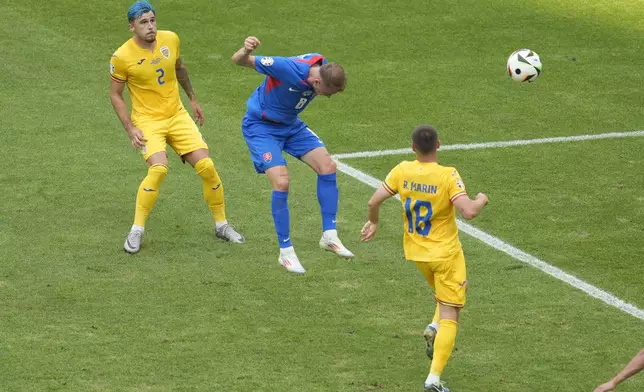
[334,159,644,321]
[332,130,644,159]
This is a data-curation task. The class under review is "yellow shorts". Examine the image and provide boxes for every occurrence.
[414,250,467,308]
[134,110,208,161]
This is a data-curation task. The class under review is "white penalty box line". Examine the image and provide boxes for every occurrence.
[332,130,644,321]
[332,130,644,160]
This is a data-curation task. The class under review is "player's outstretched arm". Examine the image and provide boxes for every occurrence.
[109,78,147,149]
[361,186,394,242]
[594,349,644,392]
[175,57,204,126]
[231,36,260,68]
[452,193,488,220]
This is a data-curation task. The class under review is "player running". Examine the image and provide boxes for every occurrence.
[231,36,353,274]
[360,125,489,391]
[109,1,244,253]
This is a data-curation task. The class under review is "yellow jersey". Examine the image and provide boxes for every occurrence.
[110,30,184,121]
[383,160,467,262]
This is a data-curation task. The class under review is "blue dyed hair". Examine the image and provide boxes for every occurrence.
[127,1,155,22]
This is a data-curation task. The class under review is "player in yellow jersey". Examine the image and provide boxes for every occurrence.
[109,1,244,253]
[360,124,488,392]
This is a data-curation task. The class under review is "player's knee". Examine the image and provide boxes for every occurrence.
[195,158,219,181]
[147,152,169,167]
[438,304,460,321]
[272,174,290,192]
[149,164,168,182]
[317,158,336,175]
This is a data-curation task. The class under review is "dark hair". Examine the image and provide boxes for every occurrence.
[412,125,438,154]
[319,63,346,90]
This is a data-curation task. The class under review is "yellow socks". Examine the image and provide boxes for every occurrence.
[133,164,168,227]
[195,158,226,223]
[132,159,226,229]
[429,319,458,378]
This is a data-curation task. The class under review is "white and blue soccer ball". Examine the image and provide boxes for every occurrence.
[507,49,542,82]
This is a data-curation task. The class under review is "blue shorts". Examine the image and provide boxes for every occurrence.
[242,115,326,173]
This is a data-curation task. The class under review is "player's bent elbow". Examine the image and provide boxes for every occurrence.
[234,57,255,68]
[460,208,477,220]
[460,212,473,220]
[231,56,250,67]
[455,198,482,220]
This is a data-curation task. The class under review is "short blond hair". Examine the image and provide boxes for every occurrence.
[319,63,346,90]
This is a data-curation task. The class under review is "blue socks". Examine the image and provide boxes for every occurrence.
[271,173,337,249]
[317,173,338,231]
[271,190,291,248]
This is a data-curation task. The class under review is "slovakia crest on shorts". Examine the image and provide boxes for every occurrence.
[160,46,170,59]
[263,152,272,162]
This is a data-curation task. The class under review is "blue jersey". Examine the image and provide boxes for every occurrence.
[245,53,327,125]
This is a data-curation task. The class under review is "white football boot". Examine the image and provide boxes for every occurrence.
[424,381,450,392]
[279,246,306,274]
[215,223,245,243]
[319,230,354,258]
[124,228,144,254]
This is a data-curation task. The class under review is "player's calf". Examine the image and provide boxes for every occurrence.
[194,157,245,243]
[195,158,226,221]
[133,164,168,227]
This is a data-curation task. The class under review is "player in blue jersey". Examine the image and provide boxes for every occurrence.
[232,36,354,274]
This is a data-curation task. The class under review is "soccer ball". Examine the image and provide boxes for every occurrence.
[507,49,542,82]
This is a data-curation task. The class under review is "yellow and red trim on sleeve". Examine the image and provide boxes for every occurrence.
[382,181,396,195]
[110,74,126,83]
[450,191,467,202]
